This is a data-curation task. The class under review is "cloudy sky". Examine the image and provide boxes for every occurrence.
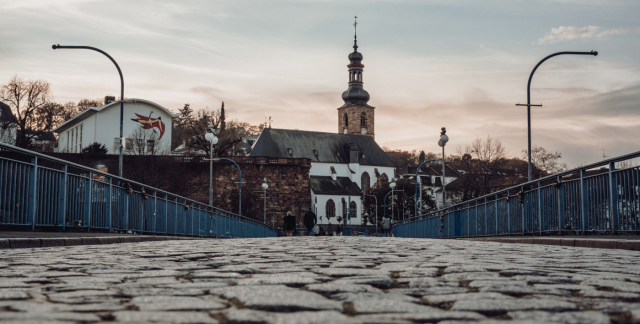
[1,0,639,166]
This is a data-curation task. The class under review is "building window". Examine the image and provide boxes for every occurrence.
[344,113,348,127]
[360,112,366,127]
[380,173,389,184]
[326,199,335,218]
[361,172,370,192]
[350,201,357,218]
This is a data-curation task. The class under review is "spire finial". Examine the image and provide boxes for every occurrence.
[353,16,358,51]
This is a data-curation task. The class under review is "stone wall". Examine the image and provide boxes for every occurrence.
[43,153,311,227]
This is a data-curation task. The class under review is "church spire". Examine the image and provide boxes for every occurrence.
[340,16,372,108]
[353,16,358,52]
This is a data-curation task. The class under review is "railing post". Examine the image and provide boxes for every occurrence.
[174,196,178,236]
[60,165,68,230]
[495,194,499,235]
[557,176,565,235]
[506,190,511,235]
[124,187,129,231]
[106,177,112,231]
[164,194,168,235]
[84,171,93,232]
[153,190,157,235]
[191,202,195,237]
[28,157,38,231]
[537,181,543,234]
[580,170,589,232]
[475,200,478,237]
[608,162,619,232]
[484,197,488,236]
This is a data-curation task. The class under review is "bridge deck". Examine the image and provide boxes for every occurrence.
[0,237,638,323]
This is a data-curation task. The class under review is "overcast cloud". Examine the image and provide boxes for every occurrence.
[1,0,639,167]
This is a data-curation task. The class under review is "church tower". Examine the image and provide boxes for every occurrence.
[338,17,375,139]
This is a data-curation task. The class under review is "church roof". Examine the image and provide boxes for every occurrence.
[310,176,362,196]
[249,128,395,167]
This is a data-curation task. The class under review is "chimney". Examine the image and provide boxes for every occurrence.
[105,96,116,105]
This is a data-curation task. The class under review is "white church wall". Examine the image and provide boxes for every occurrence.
[312,192,362,226]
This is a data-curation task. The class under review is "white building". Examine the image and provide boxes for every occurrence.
[249,129,396,226]
[53,97,179,154]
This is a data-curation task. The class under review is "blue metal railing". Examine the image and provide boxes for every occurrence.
[394,151,640,238]
[0,143,276,238]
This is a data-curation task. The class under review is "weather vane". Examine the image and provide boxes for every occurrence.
[354,16,358,36]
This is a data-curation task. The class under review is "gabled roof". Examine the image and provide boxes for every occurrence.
[249,128,395,167]
[0,102,18,124]
[310,176,362,196]
[53,98,180,133]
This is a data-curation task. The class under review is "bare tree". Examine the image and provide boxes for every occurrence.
[521,144,567,178]
[126,127,169,156]
[77,98,103,112]
[180,105,245,156]
[453,136,512,199]
[62,102,79,121]
[0,75,53,148]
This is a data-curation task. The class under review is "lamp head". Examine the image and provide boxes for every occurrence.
[390,181,396,189]
[262,182,268,190]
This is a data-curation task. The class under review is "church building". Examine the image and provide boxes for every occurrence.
[249,26,395,226]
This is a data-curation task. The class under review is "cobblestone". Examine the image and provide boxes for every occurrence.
[1,237,639,323]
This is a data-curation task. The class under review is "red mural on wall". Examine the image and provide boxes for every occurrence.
[131,113,166,139]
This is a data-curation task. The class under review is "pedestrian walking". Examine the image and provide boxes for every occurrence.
[283,211,296,237]
[328,222,334,236]
[382,214,392,237]
[337,224,342,236]
[303,208,317,236]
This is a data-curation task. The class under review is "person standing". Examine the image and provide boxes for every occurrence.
[303,208,317,236]
[283,211,296,237]
[336,224,342,236]
[382,214,392,237]
[327,222,333,236]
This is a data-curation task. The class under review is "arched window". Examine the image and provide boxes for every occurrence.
[350,201,358,218]
[344,113,348,127]
[361,172,370,192]
[360,112,366,127]
[326,199,335,218]
[380,173,389,184]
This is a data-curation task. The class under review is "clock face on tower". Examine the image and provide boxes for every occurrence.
[343,129,347,134]
[361,128,367,134]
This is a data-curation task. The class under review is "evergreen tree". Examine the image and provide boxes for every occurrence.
[220,101,226,132]
[418,150,426,164]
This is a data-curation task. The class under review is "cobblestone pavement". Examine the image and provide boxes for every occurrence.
[1,237,640,324]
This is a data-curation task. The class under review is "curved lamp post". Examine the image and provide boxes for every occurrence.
[52,45,125,177]
[438,128,449,209]
[517,50,598,181]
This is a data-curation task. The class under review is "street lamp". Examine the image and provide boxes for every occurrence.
[262,178,268,224]
[205,125,218,207]
[52,44,125,177]
[390,179,397,221]
[517,50,598,181]
[438,127,449,209]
